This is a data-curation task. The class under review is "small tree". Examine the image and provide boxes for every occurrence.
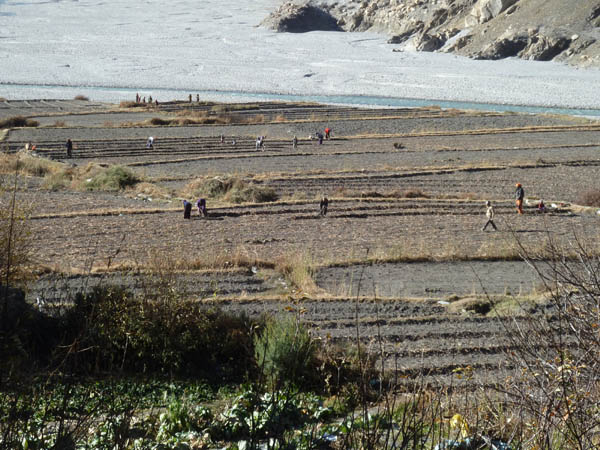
[254,315,318,388]
[501,230,600,449]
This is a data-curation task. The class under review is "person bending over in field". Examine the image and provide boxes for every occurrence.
[196,198,207,217]
[481,201,497,231]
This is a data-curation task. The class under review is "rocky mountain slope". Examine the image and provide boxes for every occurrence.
[261,0,600,67]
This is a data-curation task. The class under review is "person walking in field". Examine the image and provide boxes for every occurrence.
[65,139,73,158]
[146,136,154,149]
[324,127,332,140]
[482,201,497,231]
[320,196,329,216]
[515,183,525,214]
[292,135,298,149]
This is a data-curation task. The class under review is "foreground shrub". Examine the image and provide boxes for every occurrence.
[0,116,39,129]
[73,95,89,101]
[60,285,256,379]
[254,316,318,388]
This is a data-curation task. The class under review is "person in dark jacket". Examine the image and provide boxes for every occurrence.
[65,139,73,158]
[183,200,192,219]
[320,196,329,216]
[196,198,207,217]
[515,183,524,214]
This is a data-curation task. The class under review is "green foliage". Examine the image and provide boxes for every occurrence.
[254,316,318,387]
[62,285,256,379]
[212,386,331,444]
[84,165,140,191]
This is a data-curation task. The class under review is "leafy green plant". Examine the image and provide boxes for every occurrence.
[254,316,318,388]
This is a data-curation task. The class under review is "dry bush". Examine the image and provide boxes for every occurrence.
[0,116,39,129]
[182,176,278,204]
[576,189,600,207]
[119,101,144,108]
[275,252,318,294]
[73,95,89,101]
[496,231,600,449]
[53,120,67,127]
[129,181,170,199]
[0,151,64,178]
[273,114,286,122]
[149,117,171,126]
[0,175,34,286]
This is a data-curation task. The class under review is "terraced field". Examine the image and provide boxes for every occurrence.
[4,100,600,388]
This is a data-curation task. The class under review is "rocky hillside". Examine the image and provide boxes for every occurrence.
[262,0,600,67]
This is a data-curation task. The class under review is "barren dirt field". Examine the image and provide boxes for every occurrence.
[3,100,600,387]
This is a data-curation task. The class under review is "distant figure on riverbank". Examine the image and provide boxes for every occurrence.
[148,95,152,103]
[515,183,524,214]
[188,94,192,102]
[482,201,497,231]
[320,196,329,216]
[325,127,332,140]
[65,139,73,158]
[538,199,546,213]
[197,198,207,217]
[183,200,192,219]
[196,94,200,102]
[292,135,298,149]
[135,93,140,103]
[220,134,225,144]
[147,136,154,149]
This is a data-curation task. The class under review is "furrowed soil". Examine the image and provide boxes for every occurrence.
[3,100,600,388]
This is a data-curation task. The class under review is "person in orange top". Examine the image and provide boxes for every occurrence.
[324,127,331,139]
[515,183,525,214]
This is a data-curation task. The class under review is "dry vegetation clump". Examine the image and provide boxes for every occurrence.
[336,188,430,199]
[40,162,142,192]
[275,252,318,294]
[576,189,600,207]
[52,120,67,127]
[119,100,146,108]
[0,151,64,178]
[73,95,89,101]
[182,176,278,204]
[0,116,39,129]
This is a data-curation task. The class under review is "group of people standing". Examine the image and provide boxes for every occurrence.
[482,183,547,232]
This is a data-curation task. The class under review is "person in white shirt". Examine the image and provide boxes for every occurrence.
[482,201,498,231]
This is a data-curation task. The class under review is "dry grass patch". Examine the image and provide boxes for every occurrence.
[0,151,65,177]
[73,95,89,101]
[275,252,319,294]
[182,176,278,204]
[0,116,39,129]
[577,189,600,208]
